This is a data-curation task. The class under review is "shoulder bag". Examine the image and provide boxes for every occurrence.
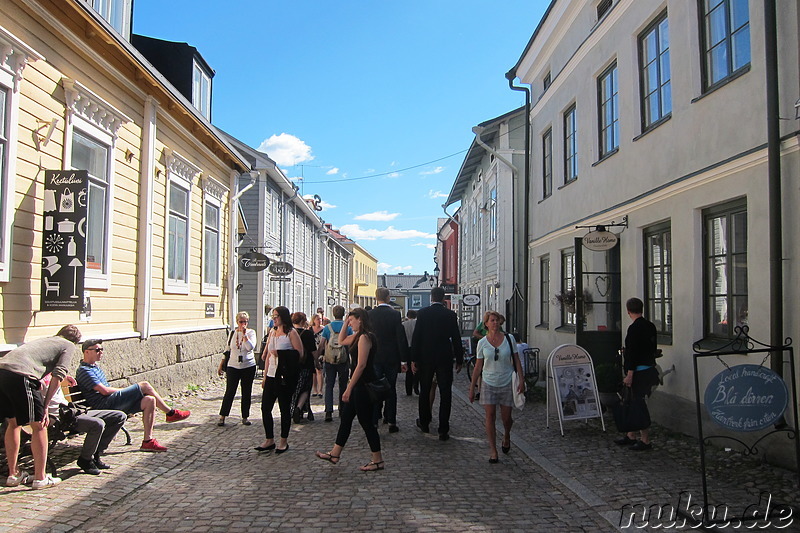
[221,330,235,372]
[612,387,651,433]
[505,334,526,409]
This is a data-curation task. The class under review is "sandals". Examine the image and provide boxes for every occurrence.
[502,436,511,454]
[315,451,340,464]
[360,460,385,472]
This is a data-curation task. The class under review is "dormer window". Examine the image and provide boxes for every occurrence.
[192,61,212,120]
[597,0,613,20]
[90,0,132,40]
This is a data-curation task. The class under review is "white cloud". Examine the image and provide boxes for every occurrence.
[420,166,445,175]
[338,224,435,241]
[394,265,413,272]
[378,262,392,271]
[318,200,337,210]
[257,133,313,167]
[354,211,400,222]
[365,168,376,174]
[326,167,339,175]
[388,172,401,178]
[413,243,436,250]
[427,190,448,199]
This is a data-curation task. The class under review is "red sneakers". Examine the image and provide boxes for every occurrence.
[166,409,190,423]
[140,438,167,452]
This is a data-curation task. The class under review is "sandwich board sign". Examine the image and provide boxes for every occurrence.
[546,344,605,436]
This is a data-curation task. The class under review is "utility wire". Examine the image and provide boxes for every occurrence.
[301,149,469,184]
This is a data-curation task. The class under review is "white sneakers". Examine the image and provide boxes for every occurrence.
[31,474,61,490]
[5,470,31,487]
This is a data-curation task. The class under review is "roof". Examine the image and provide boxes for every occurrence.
[445,106,525,206]
[507,0,559,80]
[379,273,435,291]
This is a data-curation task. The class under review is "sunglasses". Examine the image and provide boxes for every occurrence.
[494,347,499,361]
[238,320,248,324]
[92,347,104,353]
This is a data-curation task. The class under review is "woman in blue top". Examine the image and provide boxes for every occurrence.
[468,311,524,463]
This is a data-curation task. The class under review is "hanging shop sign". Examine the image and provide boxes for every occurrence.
[40,170,88,311]
[268,261,294,277]
[270,276,291,282]
[582,230,618,252]
[462,294,481,306]
[703,364,788,432]
[238,252,270,272]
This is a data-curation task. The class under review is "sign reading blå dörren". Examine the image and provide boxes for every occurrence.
[582,230,618,252]
[703,364,788,432]
[238,252,270,272]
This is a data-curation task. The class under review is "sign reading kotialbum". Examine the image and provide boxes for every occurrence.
[40,170,88,311]
[238,252,270,272]
[703,364,788,432]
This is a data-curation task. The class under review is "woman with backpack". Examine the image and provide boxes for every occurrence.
[468,311,524,464]
[319,305,351,422]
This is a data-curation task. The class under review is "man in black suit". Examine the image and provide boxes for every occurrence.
[369,288,408,433]
[411,286,464,441]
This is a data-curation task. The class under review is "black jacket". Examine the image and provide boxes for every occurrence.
[410,302,464,366]
[369,304,408,366]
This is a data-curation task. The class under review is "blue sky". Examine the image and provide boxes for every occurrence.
[133,1,550,275]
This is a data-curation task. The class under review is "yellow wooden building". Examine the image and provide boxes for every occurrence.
[0,0,250,389]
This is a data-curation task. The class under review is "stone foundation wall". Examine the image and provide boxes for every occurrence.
[97,329,228,394]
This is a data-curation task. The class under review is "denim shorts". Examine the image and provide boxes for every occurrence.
[98,384,144,414]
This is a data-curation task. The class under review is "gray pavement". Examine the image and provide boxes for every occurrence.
[1,371,798,532]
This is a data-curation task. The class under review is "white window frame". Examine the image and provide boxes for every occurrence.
[62,79,130,290]
[192,61,211,120]
[91,0,132,39]
[163,149,200,295]
[0,28,44,283]
[201,177,224,296]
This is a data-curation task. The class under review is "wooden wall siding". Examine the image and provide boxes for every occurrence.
[0,1,236,343]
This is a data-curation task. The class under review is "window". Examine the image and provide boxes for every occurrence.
[542,128,552,198]
[192,61,211,120]
[72,130,110,276]
[564,105,578,183]
[202,199,220,294]
[700,0,750,89]
[0,85,8,280]
[543,71,552,91]
[598,62,619,157]
[704,200,747,338]
[91,0,132,39]
[489,188,497,243]
[167,180,190,288]
[597,0,613,19]
[561,249,575,327]
[644,223,672,341]
[412,294,422,308]
[540,256,550,327]
[639,12,671,129]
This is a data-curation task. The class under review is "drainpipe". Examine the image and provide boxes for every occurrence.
[229,170,257,326]
[136,96,157,340]
[505,69,531,340]
[764,1,783,375]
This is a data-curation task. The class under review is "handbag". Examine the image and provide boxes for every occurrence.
[221,330,235,371]
[511,372,526,410]
[612,387,651,432]
[276,349,301,386]
[366,376,391,403]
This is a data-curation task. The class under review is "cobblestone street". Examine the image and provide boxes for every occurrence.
[1,372,798,532]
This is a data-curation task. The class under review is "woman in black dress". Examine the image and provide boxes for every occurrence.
[315,307,384,471]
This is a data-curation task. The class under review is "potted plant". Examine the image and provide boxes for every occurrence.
[552,288,594,314]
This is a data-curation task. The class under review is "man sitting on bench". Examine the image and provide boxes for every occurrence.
[42,373,126,475]
[75,339,190,453]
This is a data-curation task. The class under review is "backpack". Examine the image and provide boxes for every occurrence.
[323,324,349,365]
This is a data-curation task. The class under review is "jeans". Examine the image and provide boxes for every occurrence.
[219,365,257,418]
[371,361,398,425]
[73,409,127,460]
[324,362,349,414]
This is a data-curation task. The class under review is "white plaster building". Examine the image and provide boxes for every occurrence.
[509,0,799,461]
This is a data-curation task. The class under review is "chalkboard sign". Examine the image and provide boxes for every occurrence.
[704,364,788,432]
[546,344,605,435]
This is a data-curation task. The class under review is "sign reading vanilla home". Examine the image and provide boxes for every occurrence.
[268,261,294,277]
[704,364,788,432]
[581,230,618,252]
[238,251,270,272]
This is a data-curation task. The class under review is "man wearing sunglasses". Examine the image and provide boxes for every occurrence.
[76,339,190,452]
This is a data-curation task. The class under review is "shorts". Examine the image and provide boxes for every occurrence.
[0,369,45,425]
[96,384,145,414]
[479,380,514,407]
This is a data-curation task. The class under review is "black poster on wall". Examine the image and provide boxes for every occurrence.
[40,170,88,311]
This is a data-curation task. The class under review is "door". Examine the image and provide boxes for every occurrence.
[574,237,622,371]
